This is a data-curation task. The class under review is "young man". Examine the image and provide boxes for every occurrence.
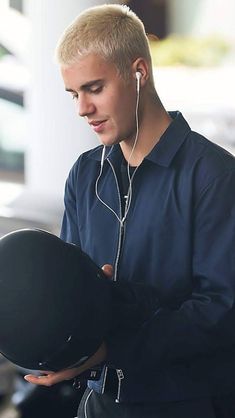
[25,4,235,418]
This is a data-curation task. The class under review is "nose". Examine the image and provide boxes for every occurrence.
[76,94,95,118]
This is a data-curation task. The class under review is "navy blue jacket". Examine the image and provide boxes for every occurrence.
[61,112,235,402]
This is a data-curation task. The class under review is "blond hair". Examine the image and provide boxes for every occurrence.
[55,4,153,81]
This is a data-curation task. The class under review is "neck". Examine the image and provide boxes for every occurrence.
[120,93,172,167]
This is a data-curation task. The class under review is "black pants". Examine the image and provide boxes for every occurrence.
[77,388,232,418]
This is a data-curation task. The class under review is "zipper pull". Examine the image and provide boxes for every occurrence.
[115,369,124,403]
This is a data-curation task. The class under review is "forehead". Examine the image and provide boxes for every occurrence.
[60,53,118,89]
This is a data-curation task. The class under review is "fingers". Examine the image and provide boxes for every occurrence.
[24,372,56,387]
[23,343,107,387]
[102,264,113,278]
[24,367,80,387]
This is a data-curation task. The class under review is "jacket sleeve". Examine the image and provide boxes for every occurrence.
[106,169,235,374]
[60,166,81,246]
[109,281,159,331]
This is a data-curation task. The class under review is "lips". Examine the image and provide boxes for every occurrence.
[89,120,107,133]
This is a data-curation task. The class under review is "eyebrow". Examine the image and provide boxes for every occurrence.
[65,79,103,93]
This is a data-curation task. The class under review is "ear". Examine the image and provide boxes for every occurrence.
[131,58,149,87]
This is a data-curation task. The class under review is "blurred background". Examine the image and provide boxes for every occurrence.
[0,0,234,417]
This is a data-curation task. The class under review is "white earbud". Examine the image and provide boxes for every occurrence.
[135,71,142,92]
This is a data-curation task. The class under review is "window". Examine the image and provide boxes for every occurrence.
[0,1,27,182]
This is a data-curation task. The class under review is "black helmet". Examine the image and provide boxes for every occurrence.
[0,229,112,371]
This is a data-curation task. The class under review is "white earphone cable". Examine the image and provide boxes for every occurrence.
[95,73,141,225]
[123,76,140,222]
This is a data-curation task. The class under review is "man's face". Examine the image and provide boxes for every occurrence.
[61,54,137,147]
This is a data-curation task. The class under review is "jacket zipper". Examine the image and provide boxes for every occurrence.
[101,159,138,399]
[107,158,124,282]
[101,158,123,394]
[115,369,125,403]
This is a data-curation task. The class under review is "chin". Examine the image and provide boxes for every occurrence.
[98,135,120,148]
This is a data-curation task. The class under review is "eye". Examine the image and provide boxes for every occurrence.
[90,85,103,94]
[72,93,78,100]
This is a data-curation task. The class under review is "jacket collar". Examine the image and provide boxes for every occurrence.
[89,111,191,167]
[145,111,191,167]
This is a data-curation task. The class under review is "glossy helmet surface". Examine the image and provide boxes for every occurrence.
[0,229,111,371]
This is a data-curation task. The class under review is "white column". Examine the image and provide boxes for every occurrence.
[191,0,235,40]
[168,0,235,40]
[167,0,198,36]
[4,0,119,233]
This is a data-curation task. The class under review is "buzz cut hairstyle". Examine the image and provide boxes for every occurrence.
[55,3,153,81]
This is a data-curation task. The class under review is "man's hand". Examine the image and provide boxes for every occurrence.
[24,342,107,386]
[24,264,113,386]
